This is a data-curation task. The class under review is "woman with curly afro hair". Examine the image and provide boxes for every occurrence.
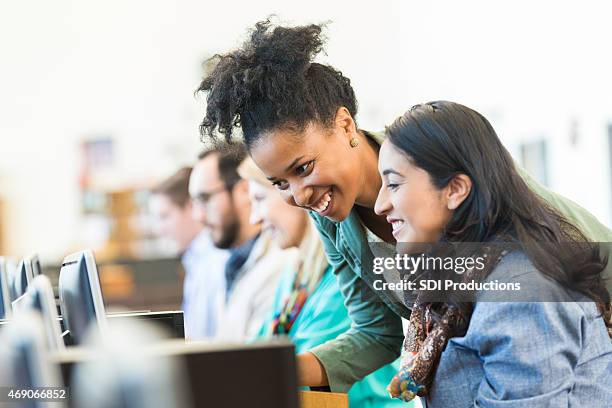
[196,19,612,405]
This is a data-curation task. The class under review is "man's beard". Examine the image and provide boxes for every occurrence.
[213,198,240,249]
[215,218,240,249]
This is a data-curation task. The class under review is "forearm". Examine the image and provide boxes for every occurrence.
[297,352,329,387]
[306,327,402,393]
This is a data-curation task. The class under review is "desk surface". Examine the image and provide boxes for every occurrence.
[299,391,349,408]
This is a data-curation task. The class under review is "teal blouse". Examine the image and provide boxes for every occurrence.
[256,266,411,407]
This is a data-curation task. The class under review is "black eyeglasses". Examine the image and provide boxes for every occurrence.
[192,179,239,207]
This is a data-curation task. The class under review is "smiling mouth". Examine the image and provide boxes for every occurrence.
[389,219,405,238]
[391,220,404,231]
[310,189,333,214]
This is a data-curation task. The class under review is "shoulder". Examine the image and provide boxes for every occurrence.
[474,251,601,327]
[363,129,386,145]
[484,250,539,285]
[243,237,298,284]
[258,245,299,273]
[488,250,562,289]
[188,231,224,256]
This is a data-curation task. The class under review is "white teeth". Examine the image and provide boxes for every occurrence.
[391,220,404,231]
[313,191,332,213]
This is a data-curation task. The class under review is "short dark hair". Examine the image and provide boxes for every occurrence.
[151,167,192,207]
[196,19,358,149]
[197,142,247,187]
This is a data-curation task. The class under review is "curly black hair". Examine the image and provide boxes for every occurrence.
[196,19,358,149]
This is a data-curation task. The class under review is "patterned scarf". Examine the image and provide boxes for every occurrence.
[387,242,509,402]
[269,221,328,335]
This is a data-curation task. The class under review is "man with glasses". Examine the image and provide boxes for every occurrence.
[189,143,295,340]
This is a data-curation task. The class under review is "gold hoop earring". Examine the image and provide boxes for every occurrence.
[350,137,360,148]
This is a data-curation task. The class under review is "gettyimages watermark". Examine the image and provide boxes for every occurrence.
[360,241,612,305]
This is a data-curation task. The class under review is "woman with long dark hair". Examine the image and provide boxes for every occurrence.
[196,19,612,401]
[375,101,611,406]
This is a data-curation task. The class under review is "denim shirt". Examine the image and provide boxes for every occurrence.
[428,251,612,408]
[308,130,612,395]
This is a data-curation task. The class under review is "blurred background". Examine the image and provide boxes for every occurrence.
[1,0,611,310]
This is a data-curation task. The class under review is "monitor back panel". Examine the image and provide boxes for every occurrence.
[58,343,299,408]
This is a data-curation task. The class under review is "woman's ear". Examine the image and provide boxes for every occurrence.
[334,106,357,138]
[446,174,472,210]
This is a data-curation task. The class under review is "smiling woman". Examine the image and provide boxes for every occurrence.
[197,20,384,227]
[375,101,612,406]
[196,19,612,407]
[248,122,381,223]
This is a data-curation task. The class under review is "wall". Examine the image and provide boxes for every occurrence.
[0,0,610,261]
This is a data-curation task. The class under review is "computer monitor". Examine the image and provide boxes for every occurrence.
[13,258,34,299]
[13,275,65,352]
[4,258,19,303]
[11,293,29,314]
[71,318,192,408]
[58,249,107,345]
[57,340,299,408]
[0,311,64,397]
[0,257,12,320]
[27,253,43,277]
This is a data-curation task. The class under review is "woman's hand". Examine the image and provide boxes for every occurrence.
[387,366,425,402]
